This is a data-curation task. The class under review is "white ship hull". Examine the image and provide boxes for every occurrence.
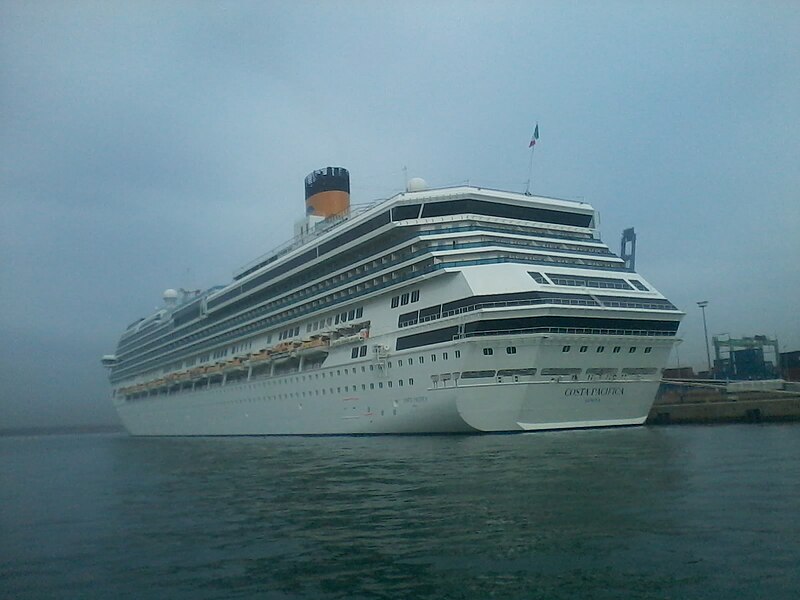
[114,334,671,436]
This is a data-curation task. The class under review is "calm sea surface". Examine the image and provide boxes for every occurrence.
[1,424,798,599]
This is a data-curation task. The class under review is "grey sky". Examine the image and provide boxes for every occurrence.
[2,1,798,428]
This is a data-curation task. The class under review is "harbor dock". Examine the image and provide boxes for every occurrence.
[648,379,800,424]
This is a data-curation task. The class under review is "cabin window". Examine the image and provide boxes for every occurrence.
[597,346,605,353]
[483,348,493,356]
[629,347,637,353]
[401,293,410,306]
[613,347,621,353]
[644,347,652,353]
[411,290,420,303]
[562,346,571,352]
[580,346,588,353]
[455,350,461,358]
[391,296,399,308]
[506,346,517,354]
[528,272,549,284]
[359,345,367,357]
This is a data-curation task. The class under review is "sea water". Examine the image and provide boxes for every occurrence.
[1,424,798,599]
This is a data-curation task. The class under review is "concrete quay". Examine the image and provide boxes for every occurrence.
[647,381,800,424]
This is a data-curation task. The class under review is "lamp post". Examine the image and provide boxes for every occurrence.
[697,301,712,376]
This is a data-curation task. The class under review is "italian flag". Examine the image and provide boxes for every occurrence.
[529,123,539,148]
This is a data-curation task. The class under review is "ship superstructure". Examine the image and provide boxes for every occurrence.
[103,167,683,435]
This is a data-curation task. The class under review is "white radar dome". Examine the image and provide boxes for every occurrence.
[406,177,428,192]
[163,289,178,301]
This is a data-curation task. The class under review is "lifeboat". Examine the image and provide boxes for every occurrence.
[223,357,245,372]
[272,341,293,353]
[298,335,331,357]
[330,332,368,347]
[249,349,272,364]
[271,341,300,363]
[189,366,206,379]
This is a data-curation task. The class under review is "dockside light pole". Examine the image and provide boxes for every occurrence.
[697,300,712,377]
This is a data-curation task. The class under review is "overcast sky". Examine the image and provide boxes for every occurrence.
[2,1,798,428]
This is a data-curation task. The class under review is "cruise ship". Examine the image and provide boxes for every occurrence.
[102,167,683,435]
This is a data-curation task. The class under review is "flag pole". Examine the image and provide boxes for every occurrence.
[524,122,539,196]
[525,144,535,195]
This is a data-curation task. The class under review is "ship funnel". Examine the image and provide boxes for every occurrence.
[304,167,350,218]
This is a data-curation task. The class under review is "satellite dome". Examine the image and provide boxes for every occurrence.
[406,177,428,192]
[163,289,179,306]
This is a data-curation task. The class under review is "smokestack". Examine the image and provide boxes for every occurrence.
[304,167,350,218]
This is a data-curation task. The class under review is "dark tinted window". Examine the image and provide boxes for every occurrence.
[420,198,592,227]
[391,204,421,220]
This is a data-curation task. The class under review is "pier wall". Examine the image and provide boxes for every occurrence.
[647,382,800,424]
